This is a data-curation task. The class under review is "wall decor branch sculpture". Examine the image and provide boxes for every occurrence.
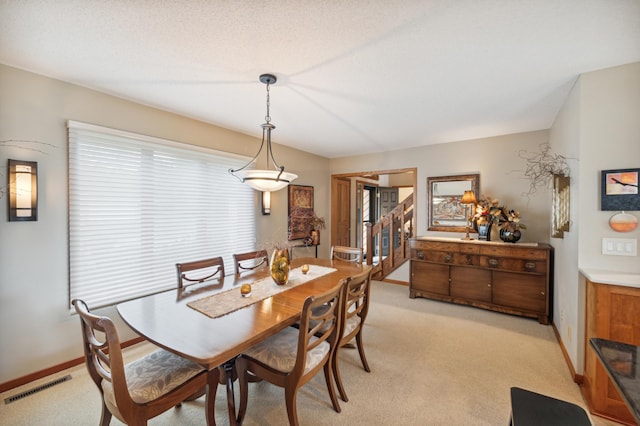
[517,142,571,198]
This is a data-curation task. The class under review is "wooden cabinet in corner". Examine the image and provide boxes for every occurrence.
[409,237,552,324]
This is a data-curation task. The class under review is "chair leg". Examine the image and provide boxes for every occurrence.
[236,357,249,425]
[284,386,300,426]
[99,402,112,426]
[324,360,342,412]
[356,332,371,372]
[332,350,349,402]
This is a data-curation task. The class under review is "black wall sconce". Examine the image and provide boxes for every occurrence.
[262,191,271,215]
[8,159,38,221]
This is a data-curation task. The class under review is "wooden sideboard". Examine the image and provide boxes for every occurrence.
[409,238,552,324]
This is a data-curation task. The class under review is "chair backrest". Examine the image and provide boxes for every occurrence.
[339,268,372,342]
[293,282,345,380]
[176,257,225,289]
[233,250,269,275]
[72,299,132,415]
[331,245,363,263]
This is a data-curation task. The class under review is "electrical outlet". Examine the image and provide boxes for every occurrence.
[559,309,565,322]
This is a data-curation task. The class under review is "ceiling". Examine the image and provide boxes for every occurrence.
[1,1,639,159]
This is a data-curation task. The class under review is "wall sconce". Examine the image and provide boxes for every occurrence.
[8,159,38,221]
[460,190,477,240]
[262,191,271,215]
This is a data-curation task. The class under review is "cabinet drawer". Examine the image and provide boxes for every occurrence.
[479,245,547,260]
[411,261,449,296]
[480,256,547,273]
[411,240,461,252]
[492,271,546,313]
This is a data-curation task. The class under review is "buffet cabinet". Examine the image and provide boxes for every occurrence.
[409,238,552,324]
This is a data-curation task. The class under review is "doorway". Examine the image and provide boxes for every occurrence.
[331,168,417,256]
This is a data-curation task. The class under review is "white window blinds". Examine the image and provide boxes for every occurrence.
[68,121,256,309]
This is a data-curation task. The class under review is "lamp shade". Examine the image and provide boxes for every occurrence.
[233,169,298,192]
[461,190,477,204]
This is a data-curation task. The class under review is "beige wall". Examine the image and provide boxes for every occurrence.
[331,130,553,243]
[550,62,640,373]
[0,64,330,383]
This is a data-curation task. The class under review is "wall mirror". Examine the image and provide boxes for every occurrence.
[427,174,479,232]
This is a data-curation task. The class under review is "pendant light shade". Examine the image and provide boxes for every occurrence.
[229,74,297,191]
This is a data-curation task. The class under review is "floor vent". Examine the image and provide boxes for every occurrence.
[4,375,72,404]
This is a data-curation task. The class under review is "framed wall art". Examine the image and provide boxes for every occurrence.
[601,168,640,211]
[287,184,314,240]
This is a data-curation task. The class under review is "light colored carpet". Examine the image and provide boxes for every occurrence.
[0,281,621,425]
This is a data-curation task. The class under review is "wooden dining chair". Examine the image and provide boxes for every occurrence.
[72,299,214,426]
[176,256,225,289]
[330,245,363,263]
[233,250,269,275]
[332,268,373,402]
[236,283,345,426]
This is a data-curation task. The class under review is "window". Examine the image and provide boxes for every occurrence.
[68,121,255,309]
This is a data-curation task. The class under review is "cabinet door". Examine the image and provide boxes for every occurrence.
[411,261,449,296]
[450,266,491,302]
[492,271,546,313]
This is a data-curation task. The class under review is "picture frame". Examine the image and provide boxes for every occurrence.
[288,184,314,240]
[427,174,479,232]
[601,168,640,211]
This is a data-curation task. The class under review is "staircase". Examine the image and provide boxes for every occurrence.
[364,193,414,280]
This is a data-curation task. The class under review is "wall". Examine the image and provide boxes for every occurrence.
[0,65,330,384]
[554,63,640,373]
[331,130,553,244]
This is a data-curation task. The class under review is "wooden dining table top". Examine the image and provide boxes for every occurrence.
[117,257,370,370]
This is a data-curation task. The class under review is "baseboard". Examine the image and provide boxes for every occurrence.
[0,336,144,394]
[382,278,409,286]
[551,321,583,385]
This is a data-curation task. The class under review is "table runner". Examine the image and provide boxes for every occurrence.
[187,265,337,319]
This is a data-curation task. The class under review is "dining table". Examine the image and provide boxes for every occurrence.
[117,257,370,426]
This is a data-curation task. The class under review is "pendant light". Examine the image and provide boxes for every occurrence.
[229,74,297,191]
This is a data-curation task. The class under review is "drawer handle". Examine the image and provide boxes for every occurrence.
[466,255,473,265]
[524,262,536,271]
[444,254,453,263]
[417,251,424,260]
[488,258,498,267]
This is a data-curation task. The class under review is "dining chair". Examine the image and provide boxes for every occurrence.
[332,268,373,402]
[176,256,225,289]
[330,245,363,263]
[236,283,345,426]
[233,250,269,275]
[72,299,214,426]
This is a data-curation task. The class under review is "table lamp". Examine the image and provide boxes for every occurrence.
[460,190,477,240]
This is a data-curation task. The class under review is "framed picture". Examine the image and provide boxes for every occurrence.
[288,185,314,240]
[601,168,640,211]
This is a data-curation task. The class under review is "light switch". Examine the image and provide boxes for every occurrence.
[602,238,637,256]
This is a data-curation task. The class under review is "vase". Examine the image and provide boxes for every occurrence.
[476,222,491,241]
[500,228,522,243]
[270,249,290,285]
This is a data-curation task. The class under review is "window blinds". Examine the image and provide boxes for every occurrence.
[68,121,256,309]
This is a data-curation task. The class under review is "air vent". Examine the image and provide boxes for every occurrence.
[4,375,72,404]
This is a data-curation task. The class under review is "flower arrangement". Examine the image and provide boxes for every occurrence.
[473,195,526,231]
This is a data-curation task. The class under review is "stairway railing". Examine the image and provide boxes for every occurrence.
[365,193,414,280]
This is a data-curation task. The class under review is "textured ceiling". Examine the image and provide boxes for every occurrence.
[1,1,639,158]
